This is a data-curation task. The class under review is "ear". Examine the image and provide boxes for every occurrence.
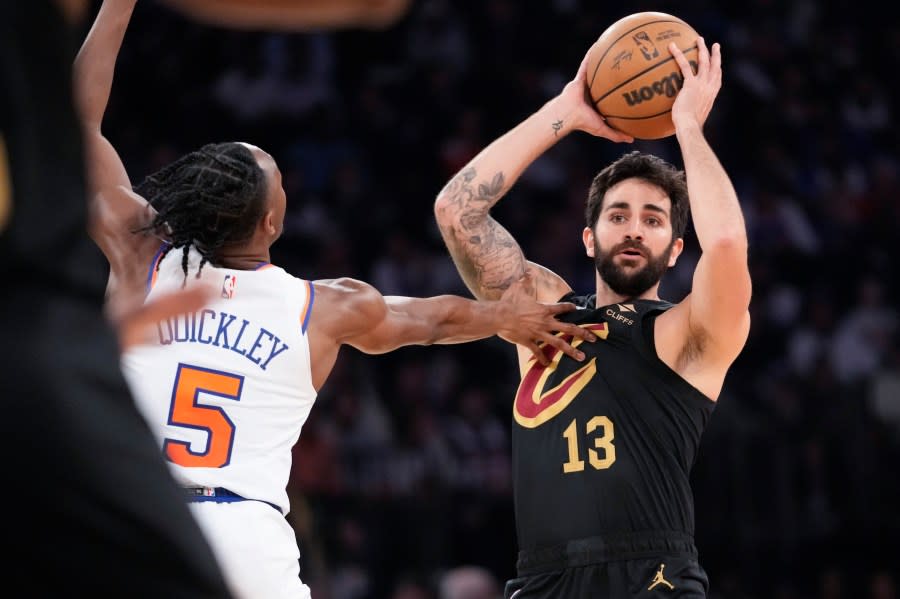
[262,209,277,236]
[667,237,685,267]
[583,227,595,257]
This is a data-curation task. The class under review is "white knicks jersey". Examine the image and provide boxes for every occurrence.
[121,244,317,515]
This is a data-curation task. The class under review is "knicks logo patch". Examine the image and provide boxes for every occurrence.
[514,323,608,428]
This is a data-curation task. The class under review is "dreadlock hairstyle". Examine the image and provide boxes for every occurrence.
[585,151,690,239]
[135,142,268,281]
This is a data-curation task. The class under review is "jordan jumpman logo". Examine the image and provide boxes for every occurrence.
[648,563,675,590]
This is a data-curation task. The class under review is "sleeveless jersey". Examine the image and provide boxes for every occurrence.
[512,294,715,551]
[121,245,317,515]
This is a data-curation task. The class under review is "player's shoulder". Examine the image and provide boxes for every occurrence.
[308,278,389,341]
[312,277,377,297]
[312,277,385,312]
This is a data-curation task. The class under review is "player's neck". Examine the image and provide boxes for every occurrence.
[594,278,660,307]
[218,243,271,271]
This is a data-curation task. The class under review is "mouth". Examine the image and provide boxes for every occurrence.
[617,249,645,258]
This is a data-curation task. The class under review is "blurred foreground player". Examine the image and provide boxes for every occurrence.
[1,1,229,595]
[1,0,412,594]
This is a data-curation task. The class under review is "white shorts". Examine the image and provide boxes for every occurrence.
[189,500,311,599]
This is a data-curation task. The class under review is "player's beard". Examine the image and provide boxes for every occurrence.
[593,237,673,298]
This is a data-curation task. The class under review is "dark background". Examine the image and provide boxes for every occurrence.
[92,1,900,597]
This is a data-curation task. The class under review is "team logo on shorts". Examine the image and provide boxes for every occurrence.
[222,274,237,299]
[648,563,675,590]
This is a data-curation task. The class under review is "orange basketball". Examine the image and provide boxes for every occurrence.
[585,12,699,140]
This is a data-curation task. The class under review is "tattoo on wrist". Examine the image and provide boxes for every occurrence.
[552,120,563,136]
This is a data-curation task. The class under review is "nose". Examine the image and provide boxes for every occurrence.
[624,223,644,242]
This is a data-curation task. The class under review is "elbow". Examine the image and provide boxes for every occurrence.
[433,193,465,241]
[433,192,455,225]
[434,191,490,231]
[706,235,748,260]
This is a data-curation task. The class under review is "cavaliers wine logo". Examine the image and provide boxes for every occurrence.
[514,323,608,428]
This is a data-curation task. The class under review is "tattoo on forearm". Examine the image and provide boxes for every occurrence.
[436,166,526,297]
[552,119,563,136]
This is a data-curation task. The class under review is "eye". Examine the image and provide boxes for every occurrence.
[646,217,661,226]
[610,214,626,223]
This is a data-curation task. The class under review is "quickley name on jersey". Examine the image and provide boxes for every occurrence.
[156,309,289,371]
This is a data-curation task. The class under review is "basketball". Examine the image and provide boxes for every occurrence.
[585,12,699,140]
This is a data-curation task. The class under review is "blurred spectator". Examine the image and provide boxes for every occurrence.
[829,277,897,383]
[438,566,501,599]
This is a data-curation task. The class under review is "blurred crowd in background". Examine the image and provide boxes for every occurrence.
[97,0,899,597]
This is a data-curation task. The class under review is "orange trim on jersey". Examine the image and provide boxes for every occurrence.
[0,135,11,233]
[299,280,314,334]
[146,243,169,294]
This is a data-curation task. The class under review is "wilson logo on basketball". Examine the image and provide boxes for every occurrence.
[621,66,692,106]
[514,323,608,429]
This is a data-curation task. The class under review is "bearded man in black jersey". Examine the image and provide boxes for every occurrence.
[434,36,751,598]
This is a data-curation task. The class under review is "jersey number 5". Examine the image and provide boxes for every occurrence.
[562,416,616,473]
[164,363,244,468]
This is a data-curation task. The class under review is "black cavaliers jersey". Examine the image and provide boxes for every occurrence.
[512,293,715,553]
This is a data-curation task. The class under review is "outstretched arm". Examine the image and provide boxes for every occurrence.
[312,276,595,367]
[433,52,632,304]
[658,39,751,396]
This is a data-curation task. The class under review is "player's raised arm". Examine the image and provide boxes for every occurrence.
[310,276,595,368]
[433,51,632,304]
[73,0,136,194]
[159,0,411,31]
[74,0,162,321]
[661,39,751,382]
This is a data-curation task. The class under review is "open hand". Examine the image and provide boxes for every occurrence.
[496,273,597,366]
[116,285,214,351]
[556,50,634,143]
[669,37,721,131]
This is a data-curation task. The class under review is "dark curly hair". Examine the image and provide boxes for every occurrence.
[135,142,268,280]
[585,151,689,239]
